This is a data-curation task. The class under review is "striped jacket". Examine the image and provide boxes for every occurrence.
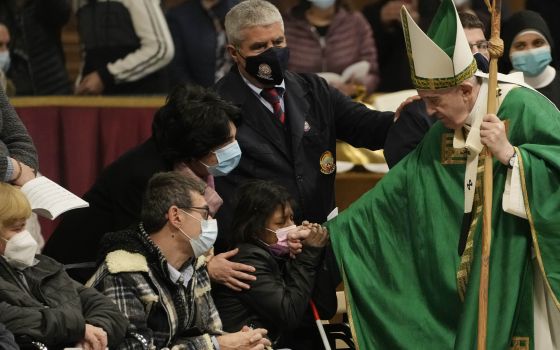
[87,224,222,350]
[74,0,174,94]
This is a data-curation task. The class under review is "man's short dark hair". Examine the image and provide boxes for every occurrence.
[152,85,241,164]
[229,180,295,249]
[459,11,484,31]
[141,171,206,233]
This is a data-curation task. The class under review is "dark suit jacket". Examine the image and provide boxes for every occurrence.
[384,99,435,168]
[213,68,395,251]
[43,138,170,281]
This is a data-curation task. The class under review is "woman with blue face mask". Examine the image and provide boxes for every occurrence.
[44,85,254,291]
[283,0,380,96]
[212,179,338,350]
[502,11,560,107]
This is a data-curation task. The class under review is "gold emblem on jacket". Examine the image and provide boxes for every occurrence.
[320,151,335,175]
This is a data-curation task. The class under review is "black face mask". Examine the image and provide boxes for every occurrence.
[474,52,489,73]
[241,47,290,86]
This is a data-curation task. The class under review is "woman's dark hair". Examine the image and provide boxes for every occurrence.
[152,84,241,164]
[229,180,296,248]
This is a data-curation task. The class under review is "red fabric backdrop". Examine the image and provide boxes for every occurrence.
[12,96,164,240]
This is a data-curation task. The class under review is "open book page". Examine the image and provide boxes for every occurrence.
[340,61,370,84]
[316,72,343,85]
[21,176,89,220]
[316,61,371,85]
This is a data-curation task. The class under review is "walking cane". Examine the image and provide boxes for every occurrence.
[310,300,332,350]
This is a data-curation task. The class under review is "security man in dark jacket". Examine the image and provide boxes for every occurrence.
[214,0,395,252]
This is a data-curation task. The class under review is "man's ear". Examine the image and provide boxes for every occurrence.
[167,206,181,228]
[227,45,240,64]
[460,80,474,100]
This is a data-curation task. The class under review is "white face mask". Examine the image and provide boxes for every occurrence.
[178,209,218,257]
[2,230,38,269]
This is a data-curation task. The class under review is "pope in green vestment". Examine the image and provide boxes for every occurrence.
[325,1,560,349]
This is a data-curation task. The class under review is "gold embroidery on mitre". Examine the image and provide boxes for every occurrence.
[401,9,477,90]
[412,61,478,90]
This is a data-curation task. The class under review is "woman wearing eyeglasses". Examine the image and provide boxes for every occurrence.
[44,85,256,290]
[501,11,560,107]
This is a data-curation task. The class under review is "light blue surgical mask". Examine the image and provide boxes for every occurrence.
[201,141,242,177]
[510,46,552,77]
[178,209,218,258]
[0,51,10,72]
[309,0,336,9]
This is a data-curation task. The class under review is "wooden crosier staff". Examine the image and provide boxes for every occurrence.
[478,0,503,349]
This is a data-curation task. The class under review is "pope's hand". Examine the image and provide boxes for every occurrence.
[480,113,515,165]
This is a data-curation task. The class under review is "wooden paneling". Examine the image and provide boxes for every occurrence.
[335,171,384,211]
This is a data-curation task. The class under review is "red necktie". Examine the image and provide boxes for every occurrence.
[260,88,285,124]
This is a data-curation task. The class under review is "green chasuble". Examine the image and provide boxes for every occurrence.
[326,85,560,349]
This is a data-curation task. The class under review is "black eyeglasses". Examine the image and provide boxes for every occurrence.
[183,206,210,220]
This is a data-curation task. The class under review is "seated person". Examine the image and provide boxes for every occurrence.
[0,183,128,349]
[44,85,255,289]
[502,10,560,107]
[212,180,338,350]
[87,171,271,350]
[284,0,379,95]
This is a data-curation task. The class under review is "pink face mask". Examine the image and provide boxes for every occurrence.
[264,224,297,256]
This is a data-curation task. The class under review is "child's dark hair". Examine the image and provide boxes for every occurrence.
[229,180,295,248]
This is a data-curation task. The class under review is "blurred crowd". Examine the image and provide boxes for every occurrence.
[0,0,559,349]
[0,0,557,105]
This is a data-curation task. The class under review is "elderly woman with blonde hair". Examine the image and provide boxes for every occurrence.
[0,183,128,349]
